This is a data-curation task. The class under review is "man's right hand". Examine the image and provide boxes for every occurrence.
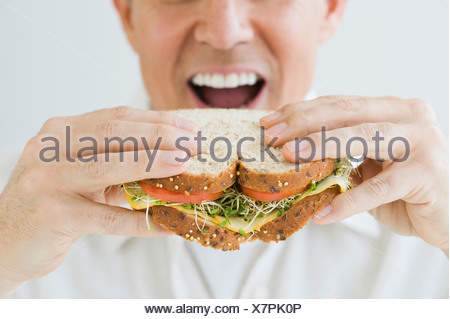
[0,106,198,297]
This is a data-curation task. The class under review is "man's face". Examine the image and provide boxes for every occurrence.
[118,0,340,111]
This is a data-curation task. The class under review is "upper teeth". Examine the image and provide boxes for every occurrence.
[191,72,260,89]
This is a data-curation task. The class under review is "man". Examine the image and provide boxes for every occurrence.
[0,0,448,298]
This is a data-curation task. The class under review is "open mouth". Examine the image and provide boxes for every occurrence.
[188,72,266,109]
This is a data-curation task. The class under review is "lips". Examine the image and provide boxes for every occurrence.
[188,72,266,109]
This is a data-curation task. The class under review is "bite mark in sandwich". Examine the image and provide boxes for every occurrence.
[123,109,352,251]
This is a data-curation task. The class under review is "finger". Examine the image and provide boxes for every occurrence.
[66,120,199,157]
[259,95,362,127]
[260,96,429,146]
[65,198,172,237]
[281,122,413,163]
[60,149,191,192]
[39,106,198,134]
[312,164,413,224]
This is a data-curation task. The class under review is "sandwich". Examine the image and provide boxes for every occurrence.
[123,108,352,251]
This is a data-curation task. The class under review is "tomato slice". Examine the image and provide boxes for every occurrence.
[240,185,299,202]
[139,182,223,204]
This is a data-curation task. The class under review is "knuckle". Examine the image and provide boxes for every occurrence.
[152,124,167,139]
[320,95,340,101]
[422,123,443,141]
[85,159,107,178]
[288,112,306,127]
[98,120,125,137]
[408,98,437,123]
[288,112,309,130]
[152,110,173,123]
[286,106,310,125]
[356,123,378,141]
[20,167,47,192]
[30,133,60,149]
[301,108,314,122]
[377,122,395,138]
[409,98,431,114]
[98,210,123,233]
[365,177,391,199]
[135,213,147,234]
[24,134,63,161]
[431,157,448,174]
[419,125,448,166]
[112,105,133,119]
[333,99,360,112]
[283,103,301,115]
[41,116,66,132]
[339,192,358,212]
[25,135,45,153]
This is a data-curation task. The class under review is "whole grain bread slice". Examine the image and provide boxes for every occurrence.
[143,161,238,194]
[237,159,334,194]
[147,187,339,251]
[141,108,331,195]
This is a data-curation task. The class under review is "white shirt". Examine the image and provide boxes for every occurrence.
[1,93,448,299]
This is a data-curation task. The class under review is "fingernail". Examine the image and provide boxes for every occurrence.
[175,117,198,132]
[162,151,187,166]
[314,205,332,219]
[265,122,287,137]
[285,139,311,154]
[261,111,281,122]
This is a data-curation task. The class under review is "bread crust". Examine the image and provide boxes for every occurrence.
[255,187,339,243]
[145,187,339,251]
[238,159,335,194]
[149,206,254,251]
[141,159,334,196]
[142,162,237,194]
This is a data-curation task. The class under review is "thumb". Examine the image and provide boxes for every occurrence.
[67,198,172,237]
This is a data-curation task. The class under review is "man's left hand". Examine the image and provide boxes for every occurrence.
[260,95,449,255]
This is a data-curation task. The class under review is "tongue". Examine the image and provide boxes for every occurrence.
[200,85,259,108]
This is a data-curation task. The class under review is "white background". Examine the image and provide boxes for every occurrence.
[0,0,448,153]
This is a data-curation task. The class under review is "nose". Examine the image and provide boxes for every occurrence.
[194,0,254,51]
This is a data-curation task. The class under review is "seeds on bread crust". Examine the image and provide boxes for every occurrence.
[238,159,335,194]
[144,162,237,194]
[142,159,333,197]
[256,187,339,243]
[146,187,339,251]
[149,206,252,251]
